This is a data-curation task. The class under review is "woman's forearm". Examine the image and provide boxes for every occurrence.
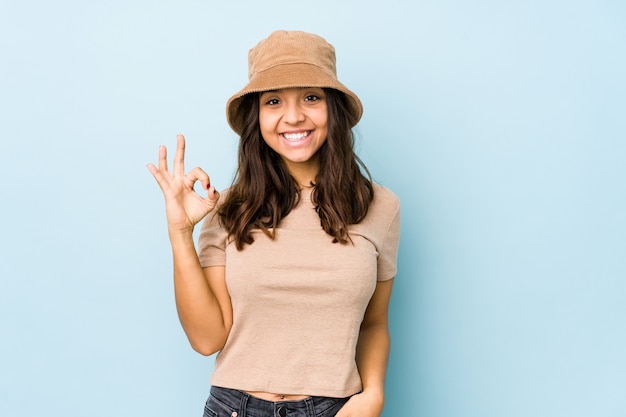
[350,278,394,416]
[169,229,228,355]
[356,322,390,404]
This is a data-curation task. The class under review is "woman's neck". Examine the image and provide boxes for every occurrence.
[284,160,319,189]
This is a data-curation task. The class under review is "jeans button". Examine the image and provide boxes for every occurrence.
[277,406,287,417]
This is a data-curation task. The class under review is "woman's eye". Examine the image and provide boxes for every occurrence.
[265,98,280,105]
[304,94,320,102]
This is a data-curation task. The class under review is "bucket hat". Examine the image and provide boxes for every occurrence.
[226,30,363,135]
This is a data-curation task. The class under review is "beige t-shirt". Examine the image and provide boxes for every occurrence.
[198,183,400,397]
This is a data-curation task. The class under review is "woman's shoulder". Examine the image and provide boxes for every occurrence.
[350,182,399,237]
[371,182,400,211]
[357,182,399,228]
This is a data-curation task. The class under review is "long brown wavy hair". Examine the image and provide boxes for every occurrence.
[218,88,374,250]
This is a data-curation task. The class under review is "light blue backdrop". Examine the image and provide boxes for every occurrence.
[1,1,624,416]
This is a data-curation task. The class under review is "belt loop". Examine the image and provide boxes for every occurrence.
[304,397,316,417]
[239,391,250,417]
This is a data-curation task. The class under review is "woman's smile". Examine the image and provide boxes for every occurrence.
[281,130,312,142]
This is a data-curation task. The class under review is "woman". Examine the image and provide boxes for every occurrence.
[148,30,400,417]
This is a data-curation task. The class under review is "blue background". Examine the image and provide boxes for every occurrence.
[1,1,625,416]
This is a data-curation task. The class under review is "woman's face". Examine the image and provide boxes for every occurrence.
[258,87,328,177]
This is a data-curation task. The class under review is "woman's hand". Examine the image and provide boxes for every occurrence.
[147,134,219,234]
[335,390,384,417]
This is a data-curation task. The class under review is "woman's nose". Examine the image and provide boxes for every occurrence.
[282,102,306,124]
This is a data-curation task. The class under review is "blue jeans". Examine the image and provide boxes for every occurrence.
[203,386,352,417]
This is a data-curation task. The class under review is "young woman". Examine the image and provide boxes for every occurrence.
[148,30,400,417]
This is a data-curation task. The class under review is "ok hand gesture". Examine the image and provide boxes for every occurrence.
[147,134,220,234]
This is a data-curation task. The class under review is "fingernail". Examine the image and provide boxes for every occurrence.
[206,183,211,190]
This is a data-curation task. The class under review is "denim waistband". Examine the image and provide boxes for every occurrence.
[208,386,351,417]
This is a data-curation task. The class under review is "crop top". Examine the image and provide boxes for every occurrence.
[197,183,400,397]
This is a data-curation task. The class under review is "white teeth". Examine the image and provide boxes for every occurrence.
[283,131,310,141]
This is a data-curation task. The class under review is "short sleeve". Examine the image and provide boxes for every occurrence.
[197,210,228,268]
[377,198,401,281]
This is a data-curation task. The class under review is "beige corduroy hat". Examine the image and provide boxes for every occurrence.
[226,30,363,135]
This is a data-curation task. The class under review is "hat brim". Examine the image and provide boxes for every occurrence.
[226,63,363,135]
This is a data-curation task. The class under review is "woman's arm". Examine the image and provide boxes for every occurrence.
[169,231,232,355]
[337,278,394,417]
[148,134,231,355]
